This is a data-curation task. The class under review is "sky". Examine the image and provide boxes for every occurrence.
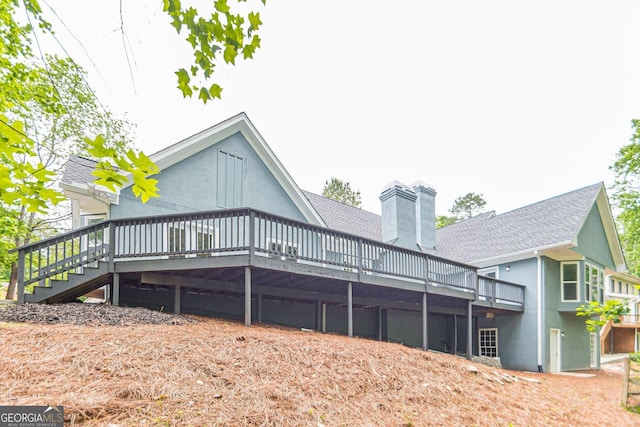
[38,1,640,216]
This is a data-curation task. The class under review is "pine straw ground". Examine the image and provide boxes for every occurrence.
[0,304,638,426]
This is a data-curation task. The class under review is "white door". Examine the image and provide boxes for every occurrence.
[550,329,561,373]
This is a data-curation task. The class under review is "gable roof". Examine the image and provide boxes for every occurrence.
[61,113,326,226]
[435,183,625,269]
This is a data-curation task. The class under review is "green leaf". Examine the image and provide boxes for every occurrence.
[198,87,211,104]
[175,68,193,97]
[223,44,237,64]
[214,0,230,13]
[209,83,223,99]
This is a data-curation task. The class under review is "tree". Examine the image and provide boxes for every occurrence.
[612,119,640,276]
[436,215,456,229]
[1,55,140,299]
[450,192,487,220]
[322,177,362,208]
[576,299,630,332]
[0,0,158,299]
[436,192,487,228]
[163,0,266,103]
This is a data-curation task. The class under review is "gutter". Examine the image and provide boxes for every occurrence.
[537,253,543,372]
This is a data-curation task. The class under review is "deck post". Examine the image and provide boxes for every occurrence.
[112,272,120,306]
[17,250,25,304]
[378,306,383,341]
[257,293,263,323]
[174,284,181,314]
[244,266,252,327]
[467,300,473,360]
[347,281,353,337]
[316,300,322,331]
[322,303,327,332]
[454,314,458,355]
[422,292,428,351]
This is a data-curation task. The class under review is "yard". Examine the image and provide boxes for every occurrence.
[0,303,637,426]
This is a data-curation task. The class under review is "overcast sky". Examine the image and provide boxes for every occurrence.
[41,1,640,216]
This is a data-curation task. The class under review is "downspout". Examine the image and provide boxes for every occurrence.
[536,253,543,372]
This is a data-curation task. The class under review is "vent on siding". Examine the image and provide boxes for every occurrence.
[217,151,244,207]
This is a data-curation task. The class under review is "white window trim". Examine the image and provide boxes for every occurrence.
[479,328,498,358]
[561,261,580,302]
[479,267,498,279]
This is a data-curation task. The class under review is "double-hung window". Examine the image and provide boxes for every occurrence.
[561,262,579,302]
[585,263,603,303]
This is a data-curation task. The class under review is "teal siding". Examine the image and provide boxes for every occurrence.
[574,205,615,269]
[111,131,307,222]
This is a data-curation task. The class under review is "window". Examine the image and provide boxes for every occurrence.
[584,263,603,303]
[168,223,217,254]
[479,267,498,279]
[217,151,244,208]
[561,262,579,302]
[479,328,498,357]
[269,241,298,256]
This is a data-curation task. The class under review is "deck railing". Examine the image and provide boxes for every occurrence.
[15,208,525,307]
[619,314,640,325]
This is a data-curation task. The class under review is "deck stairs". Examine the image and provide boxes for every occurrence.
[24,261,111,304]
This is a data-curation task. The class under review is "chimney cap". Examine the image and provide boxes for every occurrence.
[410,181,437,195]
[379,180,416,203]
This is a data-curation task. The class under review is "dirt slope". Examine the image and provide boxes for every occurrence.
[0,304,637,426]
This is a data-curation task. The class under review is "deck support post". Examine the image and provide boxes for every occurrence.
[174,284,181,314]
[347,281,353,338]
[378,306,383,341]
[244,266,252,327]
[112,272,120,306]
[467,300,473,360]
[322,303,327,332]
[454,314,458,355]
[257,293,263,323]
[422,292,428,351]
[17,250,25,304]
[316,300,322,331]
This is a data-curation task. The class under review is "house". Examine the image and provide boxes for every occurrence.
[601,272,640,354]
[14,112,633,373]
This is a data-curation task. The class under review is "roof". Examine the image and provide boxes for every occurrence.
[302,190,382,241]
[304,182,623,269]
[61,155,99,185]
[434,183,607,263]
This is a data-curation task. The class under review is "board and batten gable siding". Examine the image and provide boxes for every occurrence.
[477,258,537,371]
[110,131,307,222]
[573,204,616,270]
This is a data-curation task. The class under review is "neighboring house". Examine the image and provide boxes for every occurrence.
[601,272,640,354]
[14,112,634,373]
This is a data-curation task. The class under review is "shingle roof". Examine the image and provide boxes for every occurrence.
[61,155,99,185]
[434,183,604,263]
[302,190,382,241]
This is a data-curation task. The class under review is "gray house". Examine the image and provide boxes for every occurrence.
[15,112,632,373]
